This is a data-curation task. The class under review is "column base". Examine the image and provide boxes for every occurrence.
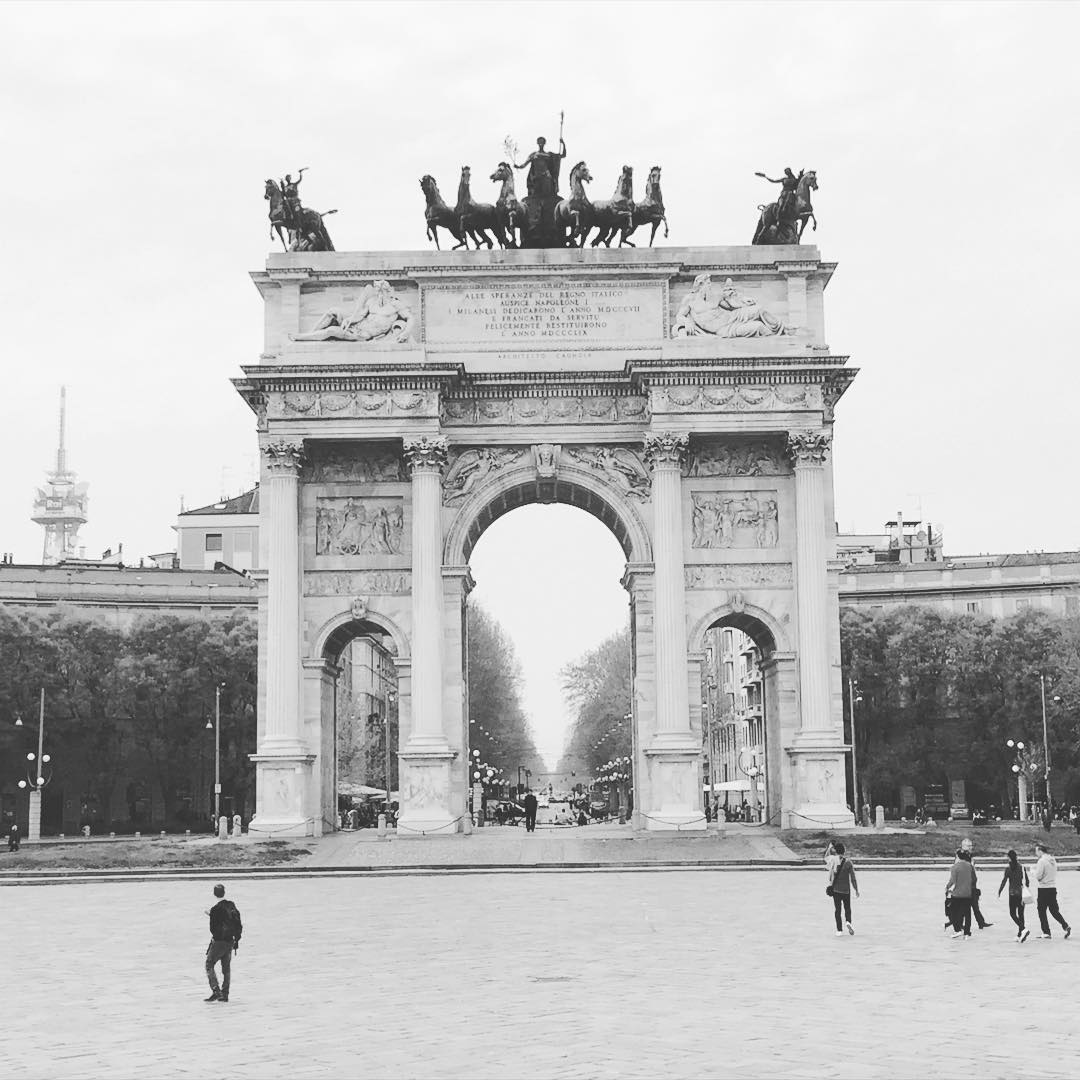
[396,741,459,837]
[642,736,707,832]
[249,751,317,838]
[785,743,853,830]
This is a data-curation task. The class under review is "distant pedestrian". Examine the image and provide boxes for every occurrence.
[947,850,977,938]
[523,790,538,833]
[960,838,993,929]
[204,883,243,1003]
[824,840,859,936]
[997,848,1031,943]
[1033,843,1072,940]
[7,821,19,852]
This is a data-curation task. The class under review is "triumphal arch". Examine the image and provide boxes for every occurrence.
[235,244,857,835]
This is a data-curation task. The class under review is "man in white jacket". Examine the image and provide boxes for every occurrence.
[1033,843,1072,940]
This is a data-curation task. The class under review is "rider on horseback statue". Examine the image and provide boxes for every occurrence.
[756,167,801,220]
[281,167,309,227]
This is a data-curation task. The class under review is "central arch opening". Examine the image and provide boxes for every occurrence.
[465,497,633,829]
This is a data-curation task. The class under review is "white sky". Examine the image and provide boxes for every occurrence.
[2,1,1078,762]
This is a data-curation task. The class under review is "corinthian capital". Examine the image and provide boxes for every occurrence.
[403,435,449,475]
[786,430,832,466]
[643,431,689,471]
[261,438,306,476]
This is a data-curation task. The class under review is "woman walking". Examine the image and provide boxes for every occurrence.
[824,840,859,936]
[996,849,1030,943]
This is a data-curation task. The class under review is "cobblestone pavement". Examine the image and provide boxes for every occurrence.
[4,869,1079,1079]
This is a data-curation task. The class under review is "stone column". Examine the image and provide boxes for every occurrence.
[262,439,305,750]
[249,439,315,838]
[641,433,704,831]
[398,435,456,835]
[785,430,853,828]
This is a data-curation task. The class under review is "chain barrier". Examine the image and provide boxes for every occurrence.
[395,813,467,837]
[785,809,857,827]
[722,808,784,829]
[639,811,709,831]
[245,817,318,838]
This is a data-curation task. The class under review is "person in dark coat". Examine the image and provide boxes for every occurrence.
[204,883,243,1002]
[522,790,538,833]
[7,821,20,851]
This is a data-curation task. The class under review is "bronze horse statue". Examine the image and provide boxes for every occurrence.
[420,174,468,250]
[752,170,817,245]
[489,163,524,248]
[553,161,594,248]
[589,166,635,248]
[456,166,507,249]
[264,179,336,251]
[619,165,668,248]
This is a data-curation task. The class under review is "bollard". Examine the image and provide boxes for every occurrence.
[58,833,65,839]
[232,814,242,838]
[217,815,229,840]
[160,830,166,839]
[462,810,472,835]
[875,805,885,829]
[134,831,141,839]
[109,831,116,838]
[377,813,387,837]
[185,829,191,837]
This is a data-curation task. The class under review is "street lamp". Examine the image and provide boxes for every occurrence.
[1038,673,1053,820]
[14,688,49,841]
[1006,738,1027,820]
[384,687,398,812]
[205,683,225,824]
[848,678,863,820]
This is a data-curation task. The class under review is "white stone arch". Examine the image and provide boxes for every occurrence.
[442,459,654,567]
[310,607,410,661]
[689,600,791,657]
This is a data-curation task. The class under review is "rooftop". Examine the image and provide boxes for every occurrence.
[180,488,259,517]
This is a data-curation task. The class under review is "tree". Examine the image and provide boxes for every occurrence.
[466,604,544,783]
[559,626,632,776]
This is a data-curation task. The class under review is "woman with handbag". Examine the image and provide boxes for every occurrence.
[824,840,860,936]
[997,848,1031,942]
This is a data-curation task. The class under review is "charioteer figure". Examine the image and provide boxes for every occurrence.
[756,167,801,220]
[513,135,567,199]
[281,167,309,222]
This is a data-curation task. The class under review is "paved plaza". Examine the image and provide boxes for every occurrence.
[3,869,1078,1079]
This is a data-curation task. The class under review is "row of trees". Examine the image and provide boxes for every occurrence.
[467,604,546,785]
[843,606,1080,811]
[557,626,632,777]
[0,609,257,828]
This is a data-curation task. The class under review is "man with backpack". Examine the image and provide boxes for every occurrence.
[204,883,243,1002]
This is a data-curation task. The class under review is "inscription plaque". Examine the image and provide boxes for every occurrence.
[422,281,664,347]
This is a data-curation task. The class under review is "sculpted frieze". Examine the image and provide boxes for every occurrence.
[672,275,793,339]
[316,497,405,556]
[440,394,649,426]
[691,491,779,549]
[304,443,406,483]
[565,445,651,501]
[269,390,437,420]
[685,564,792,589]
[305,571,411,595]
[292,280,415,343]
[442,447,525,503]
[655,386,815,413]
[688,439,789,477]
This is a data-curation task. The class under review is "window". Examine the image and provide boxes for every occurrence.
[205,534,223,552]
[966,601,981,614]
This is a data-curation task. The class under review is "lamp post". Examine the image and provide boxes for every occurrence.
[204,683,225,823]
[1038,673,1052,819]
[1006,738,1027,821]
[15,688,49,841]
[848,677,863,822]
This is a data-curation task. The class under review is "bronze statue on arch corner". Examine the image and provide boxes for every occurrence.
[264,168,337,251]
[752,168,818,245]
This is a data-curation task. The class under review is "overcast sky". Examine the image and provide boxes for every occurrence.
[2,2,1077,763]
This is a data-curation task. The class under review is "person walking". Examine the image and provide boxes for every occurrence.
[824,840,859,936]
[204,883,243,1002]
[1033,842,1072,940]
[522,790,538,834]
[947,849,977,938]
[7,820,20,852]
[960,838,993,929]
[997,848,1031,943]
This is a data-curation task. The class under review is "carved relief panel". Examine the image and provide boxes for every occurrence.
[442,447,526,504]
[565,445,651,501]
[691,490,779,549]
[304,442,406,483]
[687,437,790,477]
[315,497,405,555]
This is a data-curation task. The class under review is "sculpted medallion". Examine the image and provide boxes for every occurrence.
[691,491,779,549]
[316,497,405,555]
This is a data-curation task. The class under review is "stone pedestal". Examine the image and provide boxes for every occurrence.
[397,436,457,835]
[27,788,41,842]
[785,431,853,829]
[641,433,705,831]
